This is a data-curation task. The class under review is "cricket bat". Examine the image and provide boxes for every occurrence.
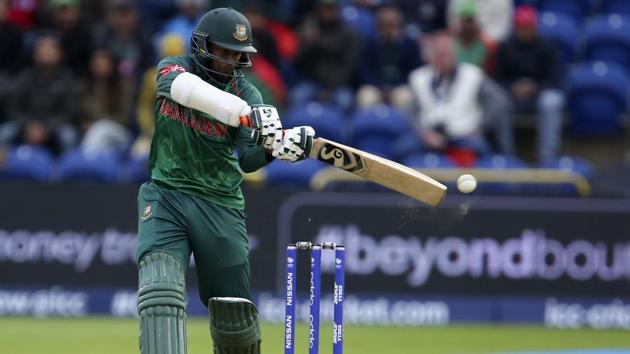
[240,117,447,207]
[309,138,447,207]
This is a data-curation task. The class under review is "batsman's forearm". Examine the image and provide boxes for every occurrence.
[239,145,273,173]
[170,72,249,127]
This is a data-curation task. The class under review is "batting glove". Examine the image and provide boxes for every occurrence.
[273,126,315,162]
[249,104,283,151]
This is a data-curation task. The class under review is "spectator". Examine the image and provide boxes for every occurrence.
[0,32,79,155]
[495,5,564,164]
[453,1,497,74]
[157,0,208,53]
[95,0,153,81]
[290,0,319,27]
[0,0,24,123]
[293,0,360,111]
[246,56,288,109]
[0,0,24,73]
[408,33,512,165]
[243,5,286,107]
[6,0,40,30]
[448,0,513,43]
[78,0,111,35]
[79,49,134,156]
[44,0,93,77]
[132,34,185,158]
[135,0,177,34]
[356,6,422,112]
[244,5,280,69]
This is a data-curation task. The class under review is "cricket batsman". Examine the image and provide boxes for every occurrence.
[135,7,314,354]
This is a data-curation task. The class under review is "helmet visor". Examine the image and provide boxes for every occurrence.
[192,30,254,68]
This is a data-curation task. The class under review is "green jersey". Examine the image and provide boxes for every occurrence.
[150,55,271,209]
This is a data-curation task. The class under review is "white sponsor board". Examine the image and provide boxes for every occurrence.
[545,298,630,330]
[313,225,630,286]
[257,292,449,326]
[0,287,87,317]
[0,228,137,271]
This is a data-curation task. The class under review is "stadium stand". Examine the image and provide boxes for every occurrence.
[538,12,579,65]
[536,0,593,23]
[583,14,630,71]
[350,104,410,160]
[567,61,628,136]
[57,149,120,183]
[284,102,346,143]
[0,0,626,197]
[600,0,630,17]
[0,145,53,181]
[264,158,324,188]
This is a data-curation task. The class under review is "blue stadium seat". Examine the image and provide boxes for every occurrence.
[351,104,410,159]
[539,155,594,179]
[392,132,424,163]
[537,0,592,23]
[285,102,345,143]
[538,12,579,64]
[474,155,529,169]
[567,61,628,136]
[584,15,630,70]
[341,5,376,40]
[264,159,324,188]
[127,154,150,183]
[601,0,630,17]
[402,153,456,168]
[57,149,120,183]
[0,145,53,181]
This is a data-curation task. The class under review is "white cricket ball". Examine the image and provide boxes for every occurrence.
[457,174,477,194]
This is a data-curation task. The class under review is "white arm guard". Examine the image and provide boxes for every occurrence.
[170,72,249,127]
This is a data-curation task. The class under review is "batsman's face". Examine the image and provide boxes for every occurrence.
[209,44,244,75]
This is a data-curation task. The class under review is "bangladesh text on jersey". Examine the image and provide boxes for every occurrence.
[158,99,229,139]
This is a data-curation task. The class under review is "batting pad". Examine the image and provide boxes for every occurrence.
[137,252,187,354]
[208,297,261,354]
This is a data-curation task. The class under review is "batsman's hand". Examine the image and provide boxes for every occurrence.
[273,126,315,162]
[249,104,283,150]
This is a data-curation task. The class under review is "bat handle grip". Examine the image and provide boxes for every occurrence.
[239,115,252,128]
[240,114,292,144]
[240,114,287,139]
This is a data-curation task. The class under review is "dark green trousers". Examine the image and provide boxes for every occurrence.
[136,182,252,305]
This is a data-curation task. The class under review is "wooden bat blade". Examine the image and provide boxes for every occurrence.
[309,138,447,206]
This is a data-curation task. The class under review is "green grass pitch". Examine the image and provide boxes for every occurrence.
[0,317,628,354]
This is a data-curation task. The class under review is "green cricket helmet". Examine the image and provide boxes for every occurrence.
[191,7,257,82]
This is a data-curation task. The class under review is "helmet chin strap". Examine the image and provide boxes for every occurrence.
[193,54,243,86]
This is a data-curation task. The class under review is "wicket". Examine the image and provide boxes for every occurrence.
[284,241,346,354]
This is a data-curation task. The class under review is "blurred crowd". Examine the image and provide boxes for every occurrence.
[0,0,628,183]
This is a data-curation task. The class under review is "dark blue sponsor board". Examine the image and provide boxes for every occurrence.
[278,193,630,297]
[0,184,628,327]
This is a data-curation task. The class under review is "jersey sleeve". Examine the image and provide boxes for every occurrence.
[234,81,274,173]
[156,57,192,100]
